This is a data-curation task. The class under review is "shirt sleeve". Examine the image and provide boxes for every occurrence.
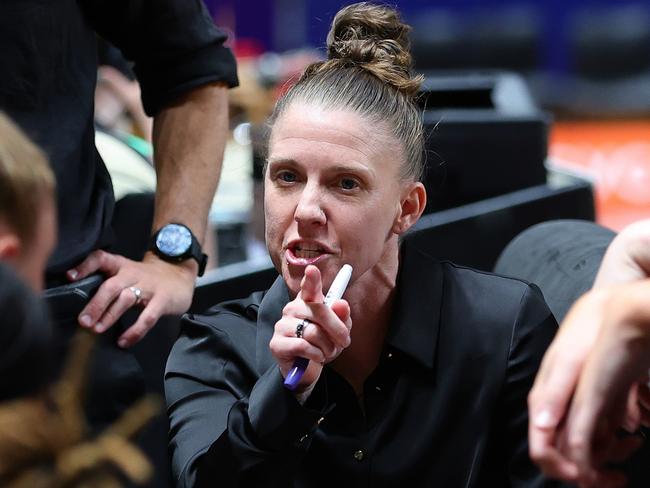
[501,284,572,488]
[165,314,331,488]
[80,0,238,116]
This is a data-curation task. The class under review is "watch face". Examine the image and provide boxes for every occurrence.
[156,224,192,257]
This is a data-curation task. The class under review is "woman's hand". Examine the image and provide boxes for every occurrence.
[269,265,352,394]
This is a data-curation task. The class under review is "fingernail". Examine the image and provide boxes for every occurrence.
[79,314,92,327]
[534,409,555,428]
[117,339,128,348]
[94,322,104,333]
[67,269,78,280]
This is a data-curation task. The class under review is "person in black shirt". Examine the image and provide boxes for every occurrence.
[0,0,238,347]
[166,3,562,487]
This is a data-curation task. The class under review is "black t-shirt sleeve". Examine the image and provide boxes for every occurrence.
[79,0,238,115]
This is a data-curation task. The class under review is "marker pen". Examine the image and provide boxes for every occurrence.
[283,264,353,391]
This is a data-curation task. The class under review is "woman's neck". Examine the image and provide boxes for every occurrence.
[331,242,399,393]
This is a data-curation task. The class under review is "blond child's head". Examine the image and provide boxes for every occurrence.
[0,112,56,290]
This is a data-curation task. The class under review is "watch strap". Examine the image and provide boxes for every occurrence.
[190,237,208,277]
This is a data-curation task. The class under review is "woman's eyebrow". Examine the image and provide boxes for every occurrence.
[326,164,374,177]
[266,157,299,168]
[267,159,375,178]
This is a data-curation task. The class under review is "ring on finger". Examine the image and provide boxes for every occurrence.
[129,286,143,306]
[295,318,310,338]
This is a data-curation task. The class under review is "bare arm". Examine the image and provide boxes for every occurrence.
[529,219,650,482]
[562,280,650,486]
[70,82,229,347]
[150,81,228,247]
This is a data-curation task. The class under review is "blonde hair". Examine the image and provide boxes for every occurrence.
[0,332,160,488]
[0,112,55,243]
[270,2,425,181]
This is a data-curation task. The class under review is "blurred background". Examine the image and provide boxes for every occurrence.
[96,0,650,273]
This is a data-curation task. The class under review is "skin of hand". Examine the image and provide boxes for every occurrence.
[562,280,650,487]
[68,82,229,348]
[269,265,352,393]
[593,220,650,289]
[529,219,650,481]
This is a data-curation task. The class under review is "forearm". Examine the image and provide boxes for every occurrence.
[598,279,650,358]
[151,82,229,245]
[594,219,650,288]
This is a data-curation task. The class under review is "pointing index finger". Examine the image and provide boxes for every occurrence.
[299,265,324,303]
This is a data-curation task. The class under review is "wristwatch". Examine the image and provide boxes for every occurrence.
[150,223,208,277]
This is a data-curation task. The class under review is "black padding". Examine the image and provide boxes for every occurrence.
[494,219,615,322]
[406,176,595,272]
[419,72,549,213]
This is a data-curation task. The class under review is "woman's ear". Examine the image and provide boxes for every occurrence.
[393,182,426,235]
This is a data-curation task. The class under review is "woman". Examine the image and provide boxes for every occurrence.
[166,3,560,487]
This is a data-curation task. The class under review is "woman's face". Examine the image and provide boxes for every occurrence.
[265,103,418,296]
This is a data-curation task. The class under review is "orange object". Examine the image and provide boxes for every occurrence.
[550,121,650,230]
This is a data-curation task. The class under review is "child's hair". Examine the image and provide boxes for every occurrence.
[0,112,56,242]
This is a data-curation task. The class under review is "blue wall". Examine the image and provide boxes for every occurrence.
[212,0,648,74]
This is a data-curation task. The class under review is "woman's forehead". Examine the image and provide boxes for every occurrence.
[269,104,396,162]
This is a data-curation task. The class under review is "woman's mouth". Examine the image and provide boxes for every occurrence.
[286,243,330,266]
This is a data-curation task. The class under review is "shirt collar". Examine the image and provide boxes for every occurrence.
[255,242,444,374]
[386,241,444,371]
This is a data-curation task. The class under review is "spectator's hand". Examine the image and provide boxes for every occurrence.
[67,250,196,347]
[561,282,650,486]
[269,265,351,394]
[97,66,143,119]
[593,219,650,289]
[528,290,607,482]
[96,66,152,142]
[529,219,650,481]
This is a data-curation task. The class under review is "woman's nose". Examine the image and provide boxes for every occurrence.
[294,185,326,226]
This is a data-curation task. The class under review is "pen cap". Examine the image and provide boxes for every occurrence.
[324,264,352,306]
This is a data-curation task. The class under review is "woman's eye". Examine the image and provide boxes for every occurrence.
[278,171,297,183]
[340,178,358,190]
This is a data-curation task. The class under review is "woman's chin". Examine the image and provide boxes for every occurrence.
[282,272,302,299]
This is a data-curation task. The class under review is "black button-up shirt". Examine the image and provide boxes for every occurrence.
[166,244,566,487]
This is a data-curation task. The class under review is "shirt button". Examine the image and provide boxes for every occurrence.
[387,352,393,359]
[354,449,365,461]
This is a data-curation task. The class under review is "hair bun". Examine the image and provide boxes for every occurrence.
[325,2,422,98]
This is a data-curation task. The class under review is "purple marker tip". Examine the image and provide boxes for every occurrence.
[283,357,310,391]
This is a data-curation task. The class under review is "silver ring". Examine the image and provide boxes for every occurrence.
[295,319,309,338]
[129,286,143,306]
